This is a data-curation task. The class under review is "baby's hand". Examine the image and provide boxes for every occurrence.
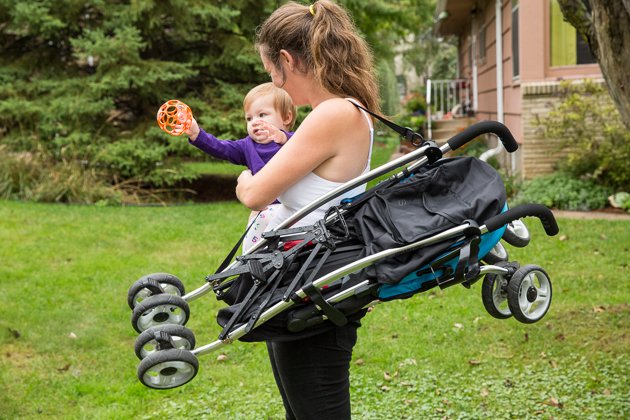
[183,117,200,141]
[256,121,287,145]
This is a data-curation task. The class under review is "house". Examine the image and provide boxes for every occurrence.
[434,0,603,178]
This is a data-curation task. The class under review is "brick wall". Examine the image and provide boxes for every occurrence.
[520,82,569,179]
[519,80,608,179]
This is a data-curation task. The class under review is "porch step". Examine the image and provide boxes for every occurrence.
[429,117,475,142]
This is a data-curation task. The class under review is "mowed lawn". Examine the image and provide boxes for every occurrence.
[0,199,628,419]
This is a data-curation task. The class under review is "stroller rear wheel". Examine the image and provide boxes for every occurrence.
[502,219,530,248]
[482,241,509,264]
[131,294,190,333]
[134,324,196,360]
[481,270,512,319]
[507,265,552,323]
[127,273,185,310]
[138,348,198,389]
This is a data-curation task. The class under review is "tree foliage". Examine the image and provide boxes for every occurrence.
[0,0,435,203]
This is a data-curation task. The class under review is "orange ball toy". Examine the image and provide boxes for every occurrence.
[156,100,193,136]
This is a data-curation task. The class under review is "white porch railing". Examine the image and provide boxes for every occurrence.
[426,78,472,140]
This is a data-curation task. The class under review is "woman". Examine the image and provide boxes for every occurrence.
[236,1,380,418]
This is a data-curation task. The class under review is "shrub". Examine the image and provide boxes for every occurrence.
[0,145,121,204]
[540,79,630,190]
[513,172,612,211]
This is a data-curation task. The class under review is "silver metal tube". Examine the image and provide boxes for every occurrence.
[183,143,434,303]
[192,222,471,356]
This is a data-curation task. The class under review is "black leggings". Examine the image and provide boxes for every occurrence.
[266,323,360,420]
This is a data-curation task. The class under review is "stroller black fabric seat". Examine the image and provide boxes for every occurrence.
[351,156,506,284]
[215,156,506,342]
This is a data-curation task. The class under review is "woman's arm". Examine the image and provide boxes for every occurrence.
[236,98,369,210]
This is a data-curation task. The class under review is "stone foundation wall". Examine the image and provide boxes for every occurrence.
[521,82,568,179]
[520,79,607,179]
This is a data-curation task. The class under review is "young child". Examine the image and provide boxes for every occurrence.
[184,83,297,251]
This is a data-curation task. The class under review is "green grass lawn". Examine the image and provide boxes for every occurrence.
[1,200,628,419]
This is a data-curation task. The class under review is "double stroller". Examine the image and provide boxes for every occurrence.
[126,120,558,389]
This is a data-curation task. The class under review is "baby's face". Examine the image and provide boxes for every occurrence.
[245,94,288,144]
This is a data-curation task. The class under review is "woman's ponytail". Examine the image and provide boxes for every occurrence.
[257,0,380,113]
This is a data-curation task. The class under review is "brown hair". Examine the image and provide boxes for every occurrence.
[255,0,380,114]
[243,82,298,129]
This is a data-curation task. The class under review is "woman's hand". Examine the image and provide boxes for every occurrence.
[238,169,272,211]
[237,169,253,185]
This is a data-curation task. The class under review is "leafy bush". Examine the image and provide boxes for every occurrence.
[540,80,630,190]
[0,145,121,204]
[513,172,612,211]
[395,91,427,134]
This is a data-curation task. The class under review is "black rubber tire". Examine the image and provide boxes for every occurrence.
[482,241,509,264]
[127,273,185,310]
[137,348,199,389]
[134,324,196,360]
[507,265,552,324]
[502,220,531,248]
[131,294,190,333]
[481,272,512,319]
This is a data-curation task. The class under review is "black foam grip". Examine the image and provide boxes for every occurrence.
[485,204,559,236]
[447,120,519,153]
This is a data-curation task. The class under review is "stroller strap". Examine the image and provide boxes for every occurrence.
[302,281,348,327]
[349,102,424,146]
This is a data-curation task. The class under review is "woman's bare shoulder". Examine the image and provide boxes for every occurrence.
[306,98,363,124]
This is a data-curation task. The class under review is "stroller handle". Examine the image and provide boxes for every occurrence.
[447,121,518,153]
[484,204,559,236]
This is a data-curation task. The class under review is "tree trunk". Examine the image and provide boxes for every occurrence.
[558,0,630,129]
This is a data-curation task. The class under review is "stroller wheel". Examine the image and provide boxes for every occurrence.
[502,219,531,248]
[127,273,185,310]
[134,324,196,360]
[481,271,512,319]
[131,294,190,333]
[482,241,509,264]
[507,265,552,324]
[138,348,198,389]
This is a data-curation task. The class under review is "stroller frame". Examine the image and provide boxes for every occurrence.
[127,121,559,389]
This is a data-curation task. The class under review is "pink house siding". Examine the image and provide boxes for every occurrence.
[436,0,603,177]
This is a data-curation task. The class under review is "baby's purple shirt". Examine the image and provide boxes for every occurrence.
[190,128,294,174]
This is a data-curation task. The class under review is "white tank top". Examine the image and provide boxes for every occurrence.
[266,99,374,229]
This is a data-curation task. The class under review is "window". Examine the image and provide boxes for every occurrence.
[512,0,520,78]
[550,0,596,66]
[478,25,486,62]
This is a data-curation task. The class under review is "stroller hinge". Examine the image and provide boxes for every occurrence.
[423,141,443,164]
[248,259,266,285]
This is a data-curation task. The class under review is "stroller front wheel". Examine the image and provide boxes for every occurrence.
[127,273,185,310]
[507,265,552,324]
[502,219,531,248]
[482,241,509,264]
[481,271,512,319]
[131,294,190,333]
[138,348,199,389]
[134,324,196,360]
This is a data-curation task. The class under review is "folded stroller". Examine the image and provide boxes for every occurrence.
[127,120,559,389]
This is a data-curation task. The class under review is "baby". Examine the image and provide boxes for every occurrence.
[184,83,297,251]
